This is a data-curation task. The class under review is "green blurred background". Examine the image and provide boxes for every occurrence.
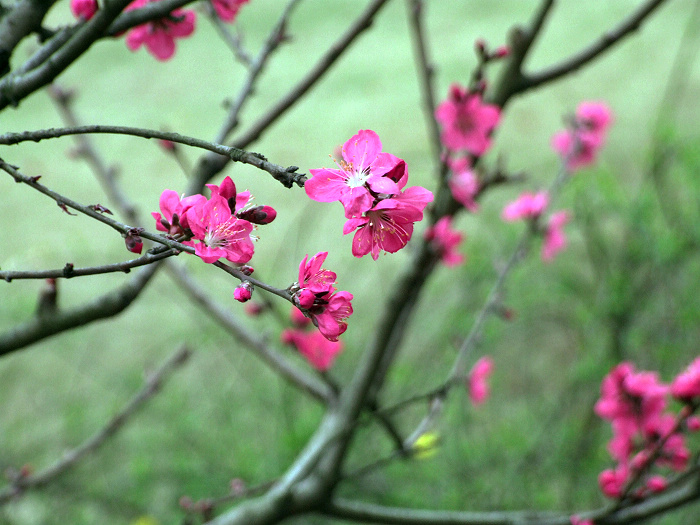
[2,0,700,523]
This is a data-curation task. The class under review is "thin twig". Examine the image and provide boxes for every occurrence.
[0,345,191,504]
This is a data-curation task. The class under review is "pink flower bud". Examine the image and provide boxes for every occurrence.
[237,205,277,225]
[646,475,667,493]
[125,230,143,254]
[295,289,317,310]
[493,46,510,58]
[239,265,254,276]
[234,281,253,302]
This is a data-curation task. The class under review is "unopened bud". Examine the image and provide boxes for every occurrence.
[234,281,253,302]
[239,265,254,276]
[493,45,510,58]
[237,205,277,225]
[125,228,144,254]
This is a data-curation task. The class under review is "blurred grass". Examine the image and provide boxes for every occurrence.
[2,0,700,524]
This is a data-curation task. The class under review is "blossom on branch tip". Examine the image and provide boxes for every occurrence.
[125,0,196,61]
[290,253,353,341]
[468,356,493,405]
[424,216,465,267]
[435,84,500,156]
[211,0,249,22]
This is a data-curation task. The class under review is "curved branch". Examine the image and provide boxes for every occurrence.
[523,0,671,94]
[0,345,191,504]
[0,126,305,188]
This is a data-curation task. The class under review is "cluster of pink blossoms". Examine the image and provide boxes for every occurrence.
[281,307,344,371]
[501,191,570,263]
[288,252,353,342]
[594,360,700,500]
[551,101,613,172]
[305,130,433,260]
[70,0,249,61]
[152,175,276,265]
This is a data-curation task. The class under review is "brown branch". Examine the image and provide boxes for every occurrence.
[0,345,191,504]
[0,125,305,188]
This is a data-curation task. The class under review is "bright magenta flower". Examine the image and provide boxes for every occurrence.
[234,281,253,302]
[281,329,343,371]
[551,101,613,171]
[70,0,97,19]
[184,195,254,264]
[501,191,548,222]
[306,130,405,218]
[152,189,205,236]
[291,253,353,341]
[343,186,433,260]
[468,356,494,406]
[435,84,500,156]
[125,0,196,61]
[211,0,249,22]
[542,210,570,262]
[424,216,465,267]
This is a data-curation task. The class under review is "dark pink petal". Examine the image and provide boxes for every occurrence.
[146,31,176,61]
[305,169,348,202]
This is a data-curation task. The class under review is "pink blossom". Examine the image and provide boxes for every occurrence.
[291,253,353,341]
[211,0,249,22]
[542,210,570,262]
[184,195,254,264]
[671,357,700,402]
[646,475,667,493]
[552,101,613,172]
[501,191,549,222]
[687,416,700,432]
[447,157,479,212]
[424,216,465,267]
[207,176,277,225]
[435,84,500,156]
[152,189,205,236]
[70,0,97,19]
[599,465,629,498]
[125,0,196,62]
[281,329,343,371]
[468,356,494,405]
[343,186,433,260]
[306,130,405,218]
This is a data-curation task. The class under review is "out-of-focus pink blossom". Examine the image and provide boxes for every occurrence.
[542,210,570,262]
[552,101,613,172]
[501,191,549,222]
[671,357,700,402]
[306,130,405,218]
[646,475,667,493]
[211,0,249,22]
[435,84,500,156]
[447,157,479,212]
[343,186,433,260]
[70,0,97,19]
[244,302,264,316]
[291,306,312,328]
[599,466,629,498]
[281,329,343,371]
[468,356,493,406]
[424,216,465,267]
[125,0,196,61]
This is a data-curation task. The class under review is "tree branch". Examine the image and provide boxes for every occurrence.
[0,126,306,188]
